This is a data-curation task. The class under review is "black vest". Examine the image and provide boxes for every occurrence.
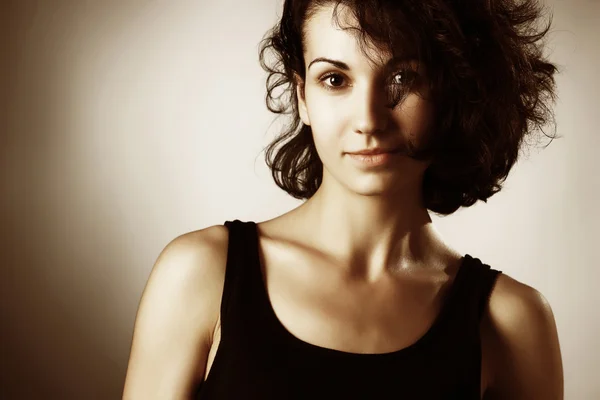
[195,220,502,399]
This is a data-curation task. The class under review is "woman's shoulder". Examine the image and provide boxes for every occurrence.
[138,224,231,334]
[486,272,553,327]
[168,224,230,253]
[139,224,231,319]
[164,223,230,258]
[482,271,563,398]
[153,224,230,288]
[123,224,231,397]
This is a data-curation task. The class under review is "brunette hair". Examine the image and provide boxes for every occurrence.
[258,0,560,215]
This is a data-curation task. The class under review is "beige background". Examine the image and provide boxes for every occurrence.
[1,0,598,398]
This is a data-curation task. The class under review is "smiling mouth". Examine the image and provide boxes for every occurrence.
[346,151,400,167]
[346,146,402,156]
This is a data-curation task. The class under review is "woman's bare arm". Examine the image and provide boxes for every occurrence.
[122,225,229,399]
[483,274,564,400]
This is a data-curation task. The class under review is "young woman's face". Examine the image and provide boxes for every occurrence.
[297,4,436,197]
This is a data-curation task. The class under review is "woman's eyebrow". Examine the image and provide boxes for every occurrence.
[308,57,349,71]
[307,55,417,71]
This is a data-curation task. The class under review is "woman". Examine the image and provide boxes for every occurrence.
[123,0,564,398]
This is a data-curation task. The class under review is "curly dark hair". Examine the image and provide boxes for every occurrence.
[258,0,560,215]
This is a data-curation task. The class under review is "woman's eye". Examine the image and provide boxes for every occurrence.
[391,70,416,86]
[386,70,419,107]
[318,70,417,92]
[320,73,346,90]
[392,72,404,85]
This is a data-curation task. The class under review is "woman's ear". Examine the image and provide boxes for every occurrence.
[294,73,311,126]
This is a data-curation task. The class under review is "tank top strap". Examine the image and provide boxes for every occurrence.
[221,219,263,334]
[443,254,502,329]
[221,219,251,335]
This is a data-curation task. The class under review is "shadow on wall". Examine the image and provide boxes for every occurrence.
[0,2,146,398]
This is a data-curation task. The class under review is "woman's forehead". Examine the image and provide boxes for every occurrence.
[303,4,415,70]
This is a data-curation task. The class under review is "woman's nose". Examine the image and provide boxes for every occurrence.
[351,86,389,135]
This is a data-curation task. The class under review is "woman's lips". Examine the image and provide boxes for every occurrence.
[347,149,400,167]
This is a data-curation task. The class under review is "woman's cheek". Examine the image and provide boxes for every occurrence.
[309,98,349,135]
[396,96,435,144]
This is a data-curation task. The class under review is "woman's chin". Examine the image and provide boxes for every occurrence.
[343,177,411,197]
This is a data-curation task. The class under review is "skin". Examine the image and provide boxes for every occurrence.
[292,3,442,280]
[123,3,564,399]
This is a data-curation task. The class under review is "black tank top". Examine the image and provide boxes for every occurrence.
[195,220,502,399]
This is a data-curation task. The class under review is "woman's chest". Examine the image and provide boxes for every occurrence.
[202,236,493,398]
[255,234,458,354]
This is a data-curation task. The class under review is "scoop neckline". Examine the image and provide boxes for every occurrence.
[250,221,471,360]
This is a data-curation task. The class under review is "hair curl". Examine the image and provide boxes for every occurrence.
[258,0,560,215]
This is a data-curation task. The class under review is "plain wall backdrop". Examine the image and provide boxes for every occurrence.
[1,0,598,398]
